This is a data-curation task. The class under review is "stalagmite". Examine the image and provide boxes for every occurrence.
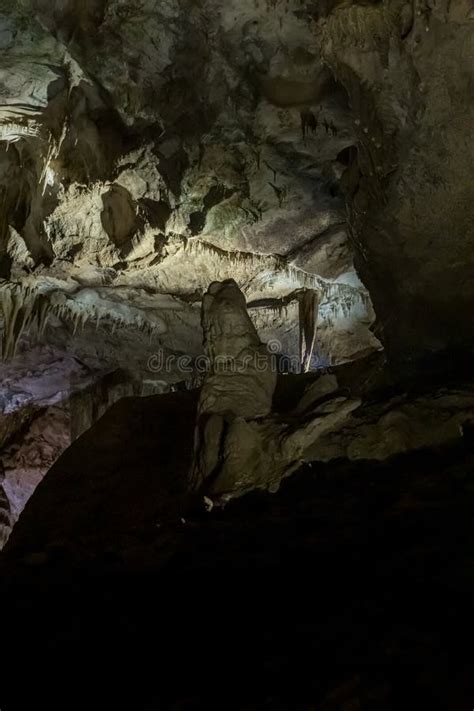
[188,280,362,504]
[191,279,277,491]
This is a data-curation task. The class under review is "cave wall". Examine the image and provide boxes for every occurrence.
[319,0,474,366]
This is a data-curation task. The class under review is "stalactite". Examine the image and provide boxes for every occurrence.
[71,310,80,336]
[0,282,37,360]
[298,289,320,373]
[36,294,52,337]
[0,121,41,143]
[182,238,353,306]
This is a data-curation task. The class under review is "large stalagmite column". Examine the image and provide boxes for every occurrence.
[199,279,276,418]
[191,279,277,490]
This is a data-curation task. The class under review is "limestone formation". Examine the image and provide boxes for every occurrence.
[192,279,277,490]
[198,279,277,419]
[192,279,360,501]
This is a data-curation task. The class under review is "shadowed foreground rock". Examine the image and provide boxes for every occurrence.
[3,354,474,708]
[3,390,199,559]
[2,435,474,710]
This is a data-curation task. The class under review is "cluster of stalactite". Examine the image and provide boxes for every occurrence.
[0,280,164,360]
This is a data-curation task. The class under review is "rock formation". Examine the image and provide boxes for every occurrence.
[192,278,278,492]
[192,280,360,501]
[198,279,277,420]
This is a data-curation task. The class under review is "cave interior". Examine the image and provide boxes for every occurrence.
[1,1,474,709]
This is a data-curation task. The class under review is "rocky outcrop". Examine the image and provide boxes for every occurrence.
[304,385,474,462]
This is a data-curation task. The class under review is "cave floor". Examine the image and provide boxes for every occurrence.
[2,437,474,710]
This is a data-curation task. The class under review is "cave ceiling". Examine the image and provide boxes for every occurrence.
[0,0,472,405]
